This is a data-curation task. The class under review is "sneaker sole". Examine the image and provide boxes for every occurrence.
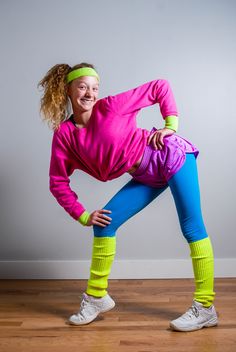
[68,313,99,326]
[68,301,115,326]
[170,317,218,332]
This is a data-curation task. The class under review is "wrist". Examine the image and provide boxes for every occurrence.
[164,115,178,132]
[78,211,90,226]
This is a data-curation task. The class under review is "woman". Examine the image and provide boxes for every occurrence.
[38,62,218,332]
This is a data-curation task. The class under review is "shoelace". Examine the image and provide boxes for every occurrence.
[187,305,200,318]
[78,296,101,317]
[75,297,90,317]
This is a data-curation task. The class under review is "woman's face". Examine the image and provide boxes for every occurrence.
[67,75,99,113]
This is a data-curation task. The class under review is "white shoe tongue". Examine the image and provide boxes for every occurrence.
[193,300,203,308]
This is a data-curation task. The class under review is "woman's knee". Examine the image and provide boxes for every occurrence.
[181,220,208,243]
[93,223,117,237]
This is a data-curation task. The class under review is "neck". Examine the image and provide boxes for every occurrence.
[72,108,92,127]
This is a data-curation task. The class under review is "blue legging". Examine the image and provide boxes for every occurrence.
[93,153,208,243]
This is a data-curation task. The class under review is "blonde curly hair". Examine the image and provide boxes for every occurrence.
[37,62,97,131]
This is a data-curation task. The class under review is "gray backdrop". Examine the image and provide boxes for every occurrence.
[1,0,235,278]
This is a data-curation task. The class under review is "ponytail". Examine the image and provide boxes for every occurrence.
[37,63,71,131]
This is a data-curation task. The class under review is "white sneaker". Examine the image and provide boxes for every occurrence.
[170,300,218,332]
[68,292,115,325]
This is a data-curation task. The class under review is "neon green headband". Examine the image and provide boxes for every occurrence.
[66,67,100,83]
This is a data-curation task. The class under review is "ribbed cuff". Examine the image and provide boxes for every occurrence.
[189,237,213,255]
[87,237,116,297]
[164,115,178,132]
[189,237,215,307]
[77,211,90,226]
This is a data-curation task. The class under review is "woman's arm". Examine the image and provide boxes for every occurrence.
[49,130,86,221]
[106,79,178,122]
[106,79,179,149]
[49,131,113,227]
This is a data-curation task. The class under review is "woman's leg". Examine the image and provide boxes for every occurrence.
[87,179,168,297]
[69,180,168,325]
[168,153,215,307]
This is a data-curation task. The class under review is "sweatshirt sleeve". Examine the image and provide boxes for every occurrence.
[106,79,178,119]
[49,130,86,221]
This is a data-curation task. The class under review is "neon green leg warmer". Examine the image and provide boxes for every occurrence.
[189,237,215,307]
[86,236,116,297]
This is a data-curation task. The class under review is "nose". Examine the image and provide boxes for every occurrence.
[85,87,93,97]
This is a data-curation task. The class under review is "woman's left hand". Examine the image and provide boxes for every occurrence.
[147,128,176,150]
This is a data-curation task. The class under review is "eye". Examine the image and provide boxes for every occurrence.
[93,87,99,91]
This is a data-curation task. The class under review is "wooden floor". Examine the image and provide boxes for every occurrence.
[0,278,236,352]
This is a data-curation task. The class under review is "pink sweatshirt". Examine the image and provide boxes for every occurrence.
[49,79,178,220]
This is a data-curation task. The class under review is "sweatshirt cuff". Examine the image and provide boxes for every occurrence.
[164,115,178,132]
[77,211,90,226]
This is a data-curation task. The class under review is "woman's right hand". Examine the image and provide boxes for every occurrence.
[86,209,112,227]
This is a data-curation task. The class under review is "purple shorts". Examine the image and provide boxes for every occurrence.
[131,127,199,187]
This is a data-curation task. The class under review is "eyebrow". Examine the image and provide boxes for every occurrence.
[77,81,99,86]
